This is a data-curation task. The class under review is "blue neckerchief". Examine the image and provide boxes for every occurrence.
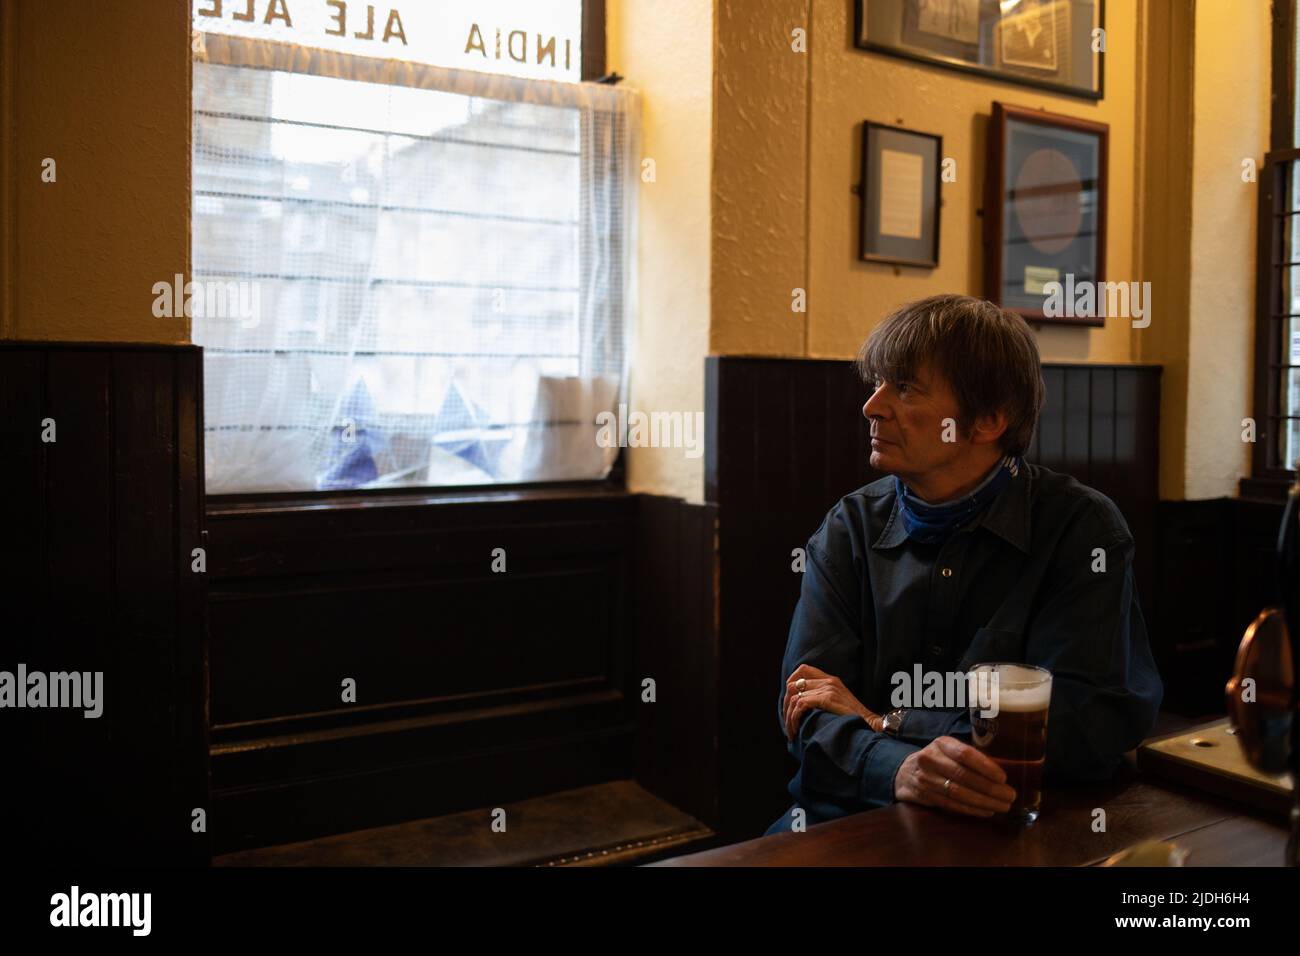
[894,455,1022,545]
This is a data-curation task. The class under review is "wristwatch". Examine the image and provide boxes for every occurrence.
[879,708,908,737]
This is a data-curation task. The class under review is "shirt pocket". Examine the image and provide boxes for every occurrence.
[957,626,1025,672]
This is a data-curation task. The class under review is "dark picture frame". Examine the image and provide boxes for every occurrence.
[859,121,942,269]
[855,0,1105,101]
[983,102,1108,326]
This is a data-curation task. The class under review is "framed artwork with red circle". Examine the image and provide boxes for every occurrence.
[984,102,1108,326]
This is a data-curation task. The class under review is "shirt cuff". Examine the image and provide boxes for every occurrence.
[859,734,920,808]
[895,708,971,746]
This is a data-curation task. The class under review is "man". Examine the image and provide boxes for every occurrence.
[766,294,1163,834]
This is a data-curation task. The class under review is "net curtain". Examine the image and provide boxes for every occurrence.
[191,33,639,493]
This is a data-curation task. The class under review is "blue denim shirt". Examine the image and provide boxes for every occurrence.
[774,462,1163,830]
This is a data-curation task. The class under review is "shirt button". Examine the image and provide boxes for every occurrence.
[941,567,953,577]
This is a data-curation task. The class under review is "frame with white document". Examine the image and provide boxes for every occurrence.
[858,121,942,269]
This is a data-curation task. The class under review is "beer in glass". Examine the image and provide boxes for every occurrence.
[967,663,1052,824]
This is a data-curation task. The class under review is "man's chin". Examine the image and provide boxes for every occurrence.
[870,449,910,479]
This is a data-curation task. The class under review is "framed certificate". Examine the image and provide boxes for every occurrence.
[983,102,1108,325]
[859,121,942,269]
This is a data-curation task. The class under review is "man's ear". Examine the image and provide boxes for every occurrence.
[970,408,1009,447]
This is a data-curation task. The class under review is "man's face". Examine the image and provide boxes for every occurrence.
[862,361,968,481]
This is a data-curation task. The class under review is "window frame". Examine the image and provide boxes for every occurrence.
[197,0,626,506]
[582,0,607,81]
[1247,0,1300,492]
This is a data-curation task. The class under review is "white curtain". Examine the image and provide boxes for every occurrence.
[192,34,638,493]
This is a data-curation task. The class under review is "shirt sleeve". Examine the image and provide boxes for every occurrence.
[779,506,920,816]
[1023,501,1163,783]
[896,707,971,744]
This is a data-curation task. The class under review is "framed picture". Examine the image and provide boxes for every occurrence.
[983,102,1108,326]
[859,121,942,269]
[856,0,1104,100]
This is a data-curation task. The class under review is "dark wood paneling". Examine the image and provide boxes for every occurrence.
[1232,498,1288,634]
[1154,496,1287,714]
[633,495,718,827]
[0,350,45,664]
[205,488,641,851]
[1088,368,1118,494]
[1154,499,1234,713]
[210,567,616,726]
[705,356,1163,842]
[706,357,879,842]
[0,342,208,866]
[1037,366,1066,463]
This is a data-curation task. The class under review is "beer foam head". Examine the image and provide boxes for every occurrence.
[972,664,1052,712]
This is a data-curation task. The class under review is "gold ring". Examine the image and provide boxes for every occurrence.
[944,778,953,795]
[795,678,807,692]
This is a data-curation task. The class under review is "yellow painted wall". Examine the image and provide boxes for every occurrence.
[811,0,1141,364]
[1183,0,1269,498]
[1134,0,1193,502]
[0,0,191,343]
[607,0,713,504]
[711,0,1140,363]
[1134,0,1270,500]
[712,0,809,357]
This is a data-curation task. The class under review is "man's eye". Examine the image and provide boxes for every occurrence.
[897,382,911,394]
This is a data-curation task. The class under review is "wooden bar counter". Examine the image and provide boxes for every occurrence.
[650,761,1290,867]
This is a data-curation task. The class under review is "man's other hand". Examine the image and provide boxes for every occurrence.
[893,736,1016,817]
[783,664,881,741]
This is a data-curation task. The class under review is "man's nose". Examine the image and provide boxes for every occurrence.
[863,384,888,419]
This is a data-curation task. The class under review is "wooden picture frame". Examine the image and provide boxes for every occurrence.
[855,0,1105,101]
[859,121,942,269]
[983,102,1108,326]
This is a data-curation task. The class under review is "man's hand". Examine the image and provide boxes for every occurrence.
[783,664,881,741]
[893,736,1016,817]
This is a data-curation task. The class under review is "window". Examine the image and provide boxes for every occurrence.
[1258,155,1300,476]
[191,3,636,494]
[1253,0,1300,479]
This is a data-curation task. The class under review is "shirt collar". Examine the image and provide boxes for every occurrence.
[872,462,1032,553]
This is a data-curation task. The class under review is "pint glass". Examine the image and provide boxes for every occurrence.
[967,663,1052,824]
